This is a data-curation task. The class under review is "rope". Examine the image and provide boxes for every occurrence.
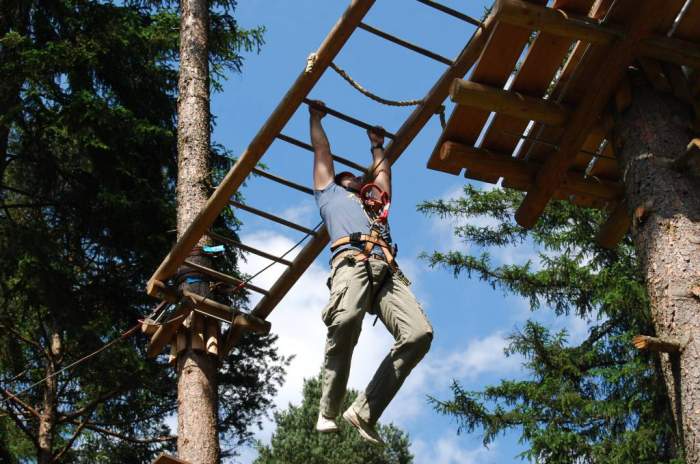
[329,62,424,107]
[2,324,141,402]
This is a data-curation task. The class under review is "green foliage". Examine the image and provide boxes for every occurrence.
[254,376,413,464]
[419,185,681,463]
[0,0,279,462]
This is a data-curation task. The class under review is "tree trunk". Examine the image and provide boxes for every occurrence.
[37,332,61,464]
[175,0,220,462]
[616,72,700,463]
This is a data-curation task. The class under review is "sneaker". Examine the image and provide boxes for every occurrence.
[316,412,339,433]
[342,406,384,445]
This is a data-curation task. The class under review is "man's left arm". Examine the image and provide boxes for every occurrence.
[368,126,390,198]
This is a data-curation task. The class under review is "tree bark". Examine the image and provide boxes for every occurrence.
[616,72,700,463]
[37,332,61,464]
[175,0,220,462]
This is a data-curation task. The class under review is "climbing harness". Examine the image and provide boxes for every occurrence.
[330,181,411,288]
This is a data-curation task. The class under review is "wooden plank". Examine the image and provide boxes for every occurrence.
[450,79,571,126]
[427,0,548,175]
[147,0,376,295]
[515,0,669,228]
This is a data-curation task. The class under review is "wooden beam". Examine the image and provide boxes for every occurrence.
[596,201,631,248]
[440,141,624,200]
[494,0,620,45]
[450,79,570,127]
[146,0,375,293]
[515,0,667,228]
[639,36,700,71]
[632,335,684,353]
[182,259,269,296]
[229,200,317,236]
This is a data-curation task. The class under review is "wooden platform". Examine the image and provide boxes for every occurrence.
[427,0,700,247]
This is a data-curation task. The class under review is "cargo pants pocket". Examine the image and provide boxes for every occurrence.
[321,282,349,326]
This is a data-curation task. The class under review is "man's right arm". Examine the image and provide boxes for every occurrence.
[309,101,334,190]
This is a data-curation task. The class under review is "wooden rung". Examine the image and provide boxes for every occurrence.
[183,259,270,296]
[415,0,483,27]
[358,22,453,66]
[440,141,623,200]
[252,168,313,195]
[229,200,316,236]
[632,335,683,353]
[303,99,396,139]
[450,79,570,127]
[596,201,631,249]
[207,231,293,266]
[276,133,368,173]
[153,454,191,464]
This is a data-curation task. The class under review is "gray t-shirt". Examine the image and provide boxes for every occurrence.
[314,182,392,256]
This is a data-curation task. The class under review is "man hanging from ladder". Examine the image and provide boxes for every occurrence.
[309,101,433,445]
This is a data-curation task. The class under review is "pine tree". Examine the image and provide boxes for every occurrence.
[0,1,285,462]
[419,185,681,463]
[254,375,413,464]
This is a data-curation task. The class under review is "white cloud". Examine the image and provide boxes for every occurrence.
[382,332,523,424]
[412,435,501,464]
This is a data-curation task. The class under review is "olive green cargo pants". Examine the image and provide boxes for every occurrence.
[319,254,433,425]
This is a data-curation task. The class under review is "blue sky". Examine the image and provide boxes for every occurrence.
[207,1,589,462]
